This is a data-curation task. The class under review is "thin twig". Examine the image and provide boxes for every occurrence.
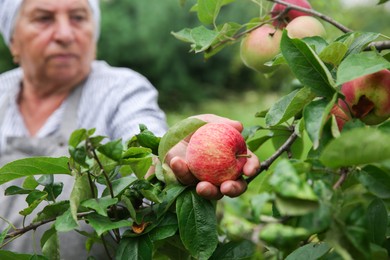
[90,148,120,242]
[247,129,299,184]
[268,0,352,33]
[333,167,349,190]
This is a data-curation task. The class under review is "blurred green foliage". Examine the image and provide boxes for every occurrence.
[0,0,389,111]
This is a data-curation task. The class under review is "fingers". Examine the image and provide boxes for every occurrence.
[220,178,248,198]
[196,182,223,200]
[169,156,198,185]
[243,149,261,177]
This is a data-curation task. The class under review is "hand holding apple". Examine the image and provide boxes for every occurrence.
[166,114,260,200]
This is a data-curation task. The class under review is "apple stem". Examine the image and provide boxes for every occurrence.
[236,154,251,158]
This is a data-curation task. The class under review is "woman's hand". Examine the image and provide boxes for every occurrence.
[166,114,260,200]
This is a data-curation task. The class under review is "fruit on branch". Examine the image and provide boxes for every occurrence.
[330,103,351,131]
[271,0,312,28]
[240,24,282,73]
[340,69,390,125]
[285,16,326,39]
[186,123,249,186]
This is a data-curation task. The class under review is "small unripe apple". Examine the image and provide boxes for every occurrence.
[285,16,326,39]
[186,123,248,186]
[271,0,312,28]
[340,69,390,125]
[240,24,282,73]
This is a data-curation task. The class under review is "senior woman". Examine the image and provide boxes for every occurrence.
[0,0,260,258]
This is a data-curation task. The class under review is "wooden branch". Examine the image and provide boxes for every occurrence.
[268,0,353,33]
[246,129,299,184]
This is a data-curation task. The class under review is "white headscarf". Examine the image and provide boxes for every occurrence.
[0,0,101,46]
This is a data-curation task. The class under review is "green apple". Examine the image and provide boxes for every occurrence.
[240,24,282,73]
[285,16,326,39]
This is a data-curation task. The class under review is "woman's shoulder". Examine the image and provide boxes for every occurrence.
[0,67,22,90]
[85,60,155,91]
[90,60,149,82]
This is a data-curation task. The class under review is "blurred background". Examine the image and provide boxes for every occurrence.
[0,0,389,128]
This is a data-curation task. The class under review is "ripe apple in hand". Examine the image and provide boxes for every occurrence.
[285,16,326,39]
[240,24,282,73]
[186,123,248,186]
[340,69,390,125]
[271,0,312,28]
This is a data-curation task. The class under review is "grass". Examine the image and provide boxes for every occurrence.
[165,90,280,128]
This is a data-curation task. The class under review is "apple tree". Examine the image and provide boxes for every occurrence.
[1,0,390,259]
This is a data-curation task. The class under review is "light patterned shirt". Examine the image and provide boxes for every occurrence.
[0,60,168,154]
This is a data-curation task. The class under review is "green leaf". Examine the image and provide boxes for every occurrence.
[210,240,257,260]
[148,212,178,242]
[0,251,45,260]
[41,226,60,260]
[86,213,132,236]
[55,208,78,232]
[33,201,69,222]
[23,176,39,190]
[70,173,93,223]
[260,223,309,248]
[197,0,219,25]
[122,157,153,180]
[303,96,336,149]
[136,125,161,155]
[81,197,118,217]
[158,117,206,162]
[19,191,48,216]
[366,198,388,245]
[0,226,11,246]
[68,128,88,148]
[115,236,153,260]
[357,165,390,199]
[337,51,390,85]
[269,159,318,201]
[97,139,123,161]
[320,128,390,168]
[337,31,380,56]
[0,157,70,185]
[102,175,137,197]
[172,26,220,53]
[319,42,348,66]
[285,242,331,260]
[275,196,319,216]
[266,87,316,126]
[176,189,218,260]
[4,185,33,196]
[280,30,336,98]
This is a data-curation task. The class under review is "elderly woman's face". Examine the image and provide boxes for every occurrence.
[10,0,96,85]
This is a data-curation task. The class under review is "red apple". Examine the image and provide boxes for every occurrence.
[340,69,390,125]
[240,24,282,73]
[271,0,312,28]
[186,123,248,186]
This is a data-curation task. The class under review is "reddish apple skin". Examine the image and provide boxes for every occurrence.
[240,24,282,73]
[186,123,248,186]
[285,16,326,39]
[340,70,390,125]
[271,0,312,28]
[330,103,351,131]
